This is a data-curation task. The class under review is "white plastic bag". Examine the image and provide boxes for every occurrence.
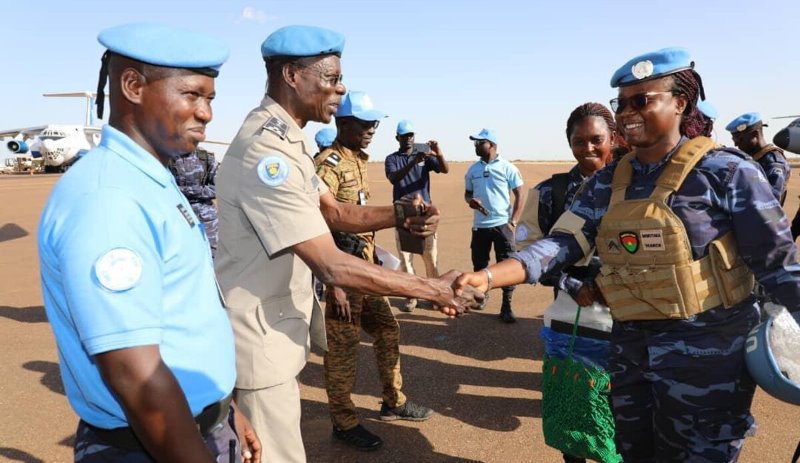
[544,289,613,333]
[764,303,800,383]
[375,245,401,271]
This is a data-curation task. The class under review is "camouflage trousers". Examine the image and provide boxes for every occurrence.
[609,302,759,463]
[74,408,241,462]
[192,202,218,256]
[324,292,404,430]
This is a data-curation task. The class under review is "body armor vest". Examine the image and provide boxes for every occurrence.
[594,137,754,321]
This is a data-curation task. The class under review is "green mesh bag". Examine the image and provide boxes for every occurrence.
[541,306,621,463]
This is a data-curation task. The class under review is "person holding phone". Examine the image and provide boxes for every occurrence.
[384,119,449,311]
[464,128,524,323]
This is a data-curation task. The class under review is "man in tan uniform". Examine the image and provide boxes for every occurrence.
[316,91,433,451]
[215,26,482,463]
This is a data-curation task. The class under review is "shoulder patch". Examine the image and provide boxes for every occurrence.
[257,155,290,187]
[324,154,341,167]
[262,116,289,139]
[94,248,143,292]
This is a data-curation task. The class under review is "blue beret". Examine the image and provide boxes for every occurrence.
[98,23,229,74]
[261,25,345,59]
[725,112,765,133]
[610,47,694,88]
[469,128,498,145]
[314,127,337,148]
[397,120,414,135]
[336,91,387,121]
[696,100,718,121]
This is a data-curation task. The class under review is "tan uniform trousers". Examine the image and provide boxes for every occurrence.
[234,379,305,463]
[324,290,405,430]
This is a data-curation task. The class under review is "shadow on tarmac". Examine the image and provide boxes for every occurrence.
[23,360,65,395]
[0,447,45,463]
[0,223,29,243]
[0,305,48,323]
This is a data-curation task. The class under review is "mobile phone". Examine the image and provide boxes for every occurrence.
[413,143,432,155]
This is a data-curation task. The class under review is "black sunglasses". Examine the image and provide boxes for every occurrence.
[347,118,380,130]
[610,91,675,114]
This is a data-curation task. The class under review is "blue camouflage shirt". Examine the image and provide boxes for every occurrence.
[514,137,800,311]
[755,149,790,203]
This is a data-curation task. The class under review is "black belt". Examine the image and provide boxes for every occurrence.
[84,394,232,451]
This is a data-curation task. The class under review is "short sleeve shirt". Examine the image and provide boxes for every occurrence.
[384,150,442,202]
[37,125,235,429]
[214,96,331,389]
[464,155,523,228]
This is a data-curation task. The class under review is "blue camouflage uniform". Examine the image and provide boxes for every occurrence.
[169,149,219,256]
[513,138,800,462]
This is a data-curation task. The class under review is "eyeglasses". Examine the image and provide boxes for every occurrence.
[301,68,344,87]
[609,91,674,114]
[473,139,488,147]
[350,118,380,130]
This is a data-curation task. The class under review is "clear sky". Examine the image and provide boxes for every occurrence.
[1,0,798,162]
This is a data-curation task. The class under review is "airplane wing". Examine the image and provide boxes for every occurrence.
[0,126,46,139]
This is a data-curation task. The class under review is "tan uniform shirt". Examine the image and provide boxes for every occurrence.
[215,96,330,390]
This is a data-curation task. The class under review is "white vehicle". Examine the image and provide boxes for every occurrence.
[0,92,102,173]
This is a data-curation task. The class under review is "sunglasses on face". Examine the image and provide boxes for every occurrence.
[609,91,674,114]
[350,118,380,130]
[474,139,488,147]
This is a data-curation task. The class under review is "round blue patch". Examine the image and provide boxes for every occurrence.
[257,156,290,187]
[515,224,529,242]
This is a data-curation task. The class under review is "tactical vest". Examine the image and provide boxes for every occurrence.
[594,137,754,321]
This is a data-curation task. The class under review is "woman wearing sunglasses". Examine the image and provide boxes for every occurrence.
[455,47,800,462]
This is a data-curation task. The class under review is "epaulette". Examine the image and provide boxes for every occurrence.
[315,148,341,168]
[324,153,341,167]
[261,116,289,139]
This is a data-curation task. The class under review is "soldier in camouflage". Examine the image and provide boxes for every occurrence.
[455,48,800,462]
[168,147,219,256]
[315,91,433,451]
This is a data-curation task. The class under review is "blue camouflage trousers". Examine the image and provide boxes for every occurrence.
[74,408,241,462]
[609,302,760,463]
[193,202,219,257]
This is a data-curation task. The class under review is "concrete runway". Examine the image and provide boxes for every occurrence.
[1,162,799,462]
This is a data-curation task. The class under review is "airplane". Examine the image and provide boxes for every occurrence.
[772,115,800,154]
[0,92,102,173]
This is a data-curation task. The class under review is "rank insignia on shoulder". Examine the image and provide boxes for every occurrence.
[177,204,196,227]
[262,116,289,139]
[324,154,341,167]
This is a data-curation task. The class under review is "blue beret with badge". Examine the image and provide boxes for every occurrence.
[725,112,766,133]
[696,100,718,121]
[261,25,345,59]
[336,91,387,121]
[610,47,694,88]
[314,127,337,149]
[95,23,229,119]
[469,128,499,145]
[397,120,415,135]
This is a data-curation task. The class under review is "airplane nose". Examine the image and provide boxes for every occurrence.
[41,139,56,152]
[773,128,790,150]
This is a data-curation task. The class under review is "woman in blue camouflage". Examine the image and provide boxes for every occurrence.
[456,47,800,462]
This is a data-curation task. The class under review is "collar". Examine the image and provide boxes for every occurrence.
[630,137,687,176]
[332,140,369,161]
[568,164,585,181]
[260,95,312,151]
[99,125,172,187]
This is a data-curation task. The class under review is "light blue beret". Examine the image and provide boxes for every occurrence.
[610,47,694,88]
[98,23,229,75]
[725,112,765,133]
[336,91,387,121]
[697,100,718,121]
[314,127,337,149]
[469,128,498,145]
[261,25,345,59]
[396,120,414,135]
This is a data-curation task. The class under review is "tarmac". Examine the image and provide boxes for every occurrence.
[1,162,799,462]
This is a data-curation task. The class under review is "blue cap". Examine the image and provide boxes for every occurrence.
[314,127,337,149]
[261,25,345,59]
[98,23,229,74]
[610,47,694,88]
[469,128,498,145]
[696,100,718,120]
[335,91,387,121]
[397,120,414,135]
[725,112,766,133]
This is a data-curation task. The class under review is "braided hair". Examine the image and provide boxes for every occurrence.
[670,69,709,138]
[565,102,630,159]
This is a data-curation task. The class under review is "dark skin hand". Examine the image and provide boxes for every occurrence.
[95,345,216,463]
[232,401,261,463]
[294,234,484,316]
[319,192,439,236]
[326,285,352,323]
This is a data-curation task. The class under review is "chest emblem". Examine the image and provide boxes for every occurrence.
[257,155,290,187]
[619,231,639,254]
[640,229,666,251]
[606,239,621,254]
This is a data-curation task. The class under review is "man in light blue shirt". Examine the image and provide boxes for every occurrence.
[464,128,524,322]
[37,23,259,463]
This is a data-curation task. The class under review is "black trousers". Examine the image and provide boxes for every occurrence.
[470,225,516,295]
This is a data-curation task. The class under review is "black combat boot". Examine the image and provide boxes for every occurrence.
[332,424,383,451]
[499,291,516,323]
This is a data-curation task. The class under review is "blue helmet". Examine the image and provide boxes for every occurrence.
[745,311,800,405]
